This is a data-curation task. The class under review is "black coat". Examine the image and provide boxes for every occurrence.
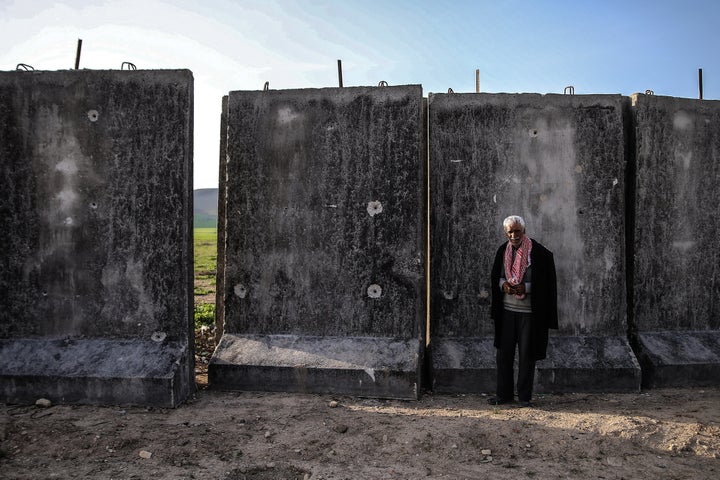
[490,239,558,360]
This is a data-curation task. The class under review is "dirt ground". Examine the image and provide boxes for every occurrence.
[4,287,718,480]
[1,380,718,480]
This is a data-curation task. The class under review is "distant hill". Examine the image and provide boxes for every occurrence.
[194,188,218,228]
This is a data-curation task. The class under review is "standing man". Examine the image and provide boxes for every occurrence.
[489,215,557,407]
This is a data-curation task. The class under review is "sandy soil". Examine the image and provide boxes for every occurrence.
[1,384,718,480]
[4,286,718,479]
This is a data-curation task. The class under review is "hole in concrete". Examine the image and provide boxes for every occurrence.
[89,202,98,209]
[367,284,382,298]
[234,284,247,298]
[151,331,167,343]
[366,201,383,217]
[87,110,99,122]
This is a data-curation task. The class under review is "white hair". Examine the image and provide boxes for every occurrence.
[503,215,526,230]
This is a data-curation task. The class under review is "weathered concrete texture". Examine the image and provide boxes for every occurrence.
[0,339,191,407]
[636,332,720,388]
[631,95,720,331]
[431,336,640,394]
[215,95,228,342]
[429,338,495,394]
[429,93,639,392]
[536,336,641,393]
[0,70,194,406]
[631,94,720,387]
[210,334,421,398]
[211,85,425,398]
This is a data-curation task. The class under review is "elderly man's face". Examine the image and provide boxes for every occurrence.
[505,223,525,247]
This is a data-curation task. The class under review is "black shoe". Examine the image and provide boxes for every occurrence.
[487,397,511,405]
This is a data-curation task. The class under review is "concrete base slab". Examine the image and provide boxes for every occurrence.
[537,336,641,393]
[429,337,496,394]
[637,331,720,388]
[208,334,422,399]
[0,338,192,407]
[431,336,641,394]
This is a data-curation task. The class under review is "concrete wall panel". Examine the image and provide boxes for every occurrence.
[215,95,228,342]
[632,94,720,330]
[210,86,425,398]
[632,94,720,387]
[0,70,194,406]
[429,93,639,393]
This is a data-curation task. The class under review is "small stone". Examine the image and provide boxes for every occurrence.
[486,455,493,461]
[382,434,388,443]
[35,398,52,408]
[264,431,271,438]
[139,450,152,459]
[266,462,276,469]
[333,424,348,434]
[607,456,622,467]
[481,449,492,456]
[328,400,339,408]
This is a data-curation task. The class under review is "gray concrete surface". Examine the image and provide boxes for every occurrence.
[537,336,641,392]
[636,331,720,388]
[210,334,421,398]
[0,338,191,406]
[429,338,496,394]
[4,70,716,404]
[631,93,720,387]
[0,69,194,407]
[429,93,639,393]
[211,85,426,399]
[215,95,228,342]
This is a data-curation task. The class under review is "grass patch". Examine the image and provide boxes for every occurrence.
[194,227,218,328]
[194,285,215,296]
[194,227,217,275]
[194,303,216,328]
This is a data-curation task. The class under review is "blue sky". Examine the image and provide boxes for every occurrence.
[2,0,719,189]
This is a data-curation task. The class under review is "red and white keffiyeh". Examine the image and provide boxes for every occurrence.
[504,236,532,299]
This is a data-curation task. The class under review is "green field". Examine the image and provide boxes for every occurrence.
[194,228,217,327]
[194,227,218,277]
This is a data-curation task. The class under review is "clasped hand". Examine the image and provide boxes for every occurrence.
[502,282,525,295]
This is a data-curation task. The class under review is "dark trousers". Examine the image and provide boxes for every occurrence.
[496,310,536,402]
